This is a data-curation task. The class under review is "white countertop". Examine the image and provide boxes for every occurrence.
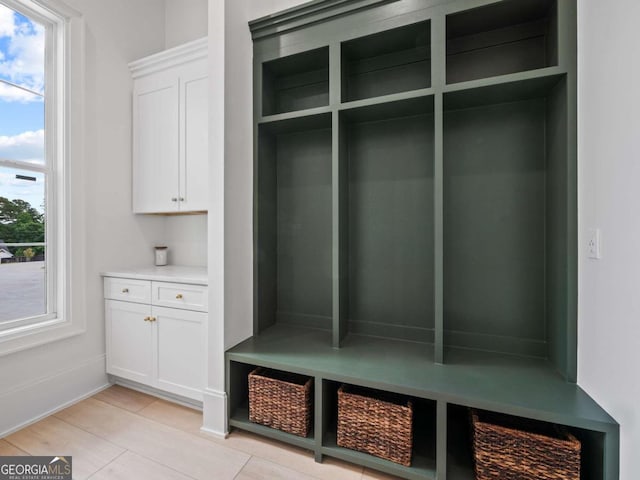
[101,266,208,285]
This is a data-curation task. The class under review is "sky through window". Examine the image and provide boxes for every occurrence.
[0,3,45,212]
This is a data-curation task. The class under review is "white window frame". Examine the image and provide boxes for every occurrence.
[0,0,85,355]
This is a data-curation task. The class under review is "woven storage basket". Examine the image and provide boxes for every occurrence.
[471,409,581,480]
[248,367,312,437]
[337,385,413,466]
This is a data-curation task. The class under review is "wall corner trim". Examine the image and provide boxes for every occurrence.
[202,388,228,437]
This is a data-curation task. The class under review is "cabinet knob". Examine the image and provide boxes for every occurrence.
[179,197,185,202]
[144,316,150,322]
[171,197,178,202]
[122,288,129,293]
[149,316,157,322]
[176,294,183,300]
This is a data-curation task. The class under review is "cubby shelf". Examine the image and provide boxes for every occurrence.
[258,105,332,125]
[262,46,329,116]
[339,88,434,115]
[446,0,558,84]
[342,20,431,102]
[228,404,316,451]
[321,438,437,480]
[236,0,618,478]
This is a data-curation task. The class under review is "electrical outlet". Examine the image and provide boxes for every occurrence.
[587,228,601,259]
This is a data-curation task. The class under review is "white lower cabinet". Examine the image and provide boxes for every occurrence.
[105,300,154,385]
[155,306,206,399]
[104,277,207,401]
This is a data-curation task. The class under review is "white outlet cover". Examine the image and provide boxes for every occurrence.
[587,228,601,259]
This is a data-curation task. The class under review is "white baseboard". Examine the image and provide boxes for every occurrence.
[110,377,203,411]
[201,388,228,437]
[0,354,109,437]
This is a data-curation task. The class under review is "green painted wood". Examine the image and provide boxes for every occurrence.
[344,106,435,342]
[576,427,606,480]
[330,43,344,348]
[340,87,434,112]
[322,428,437,480]
[347,321,433,344]
[432,12,446,365]
[259,111,332,134]
[341,94,434,121]
[230,407,316,451]
[276,128,332,329]
[253,57,262,336]
[443,70,564,109]
[546,77,569,378]
[446,0,557,84]
[444,98,547,356]
[256,114,333,334]
[342,20,431,102]
[331,109,342,348]
[227,361,254,421]
[256,128,278,333]
[337,113,350,346]
[262,47,329,116]
[314,376,324,462]
[259,105,332,125]
[604,425,621,480]
[436,400,447,480]
[558,0,578,384]
[227,326,617,432]
[444,329,547,358]
[446,404,474,480]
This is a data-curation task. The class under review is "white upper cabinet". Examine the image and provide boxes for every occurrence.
[130,38,208,214]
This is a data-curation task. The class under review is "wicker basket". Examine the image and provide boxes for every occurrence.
[471,409,581,480]
[248,367,312,437]
[337,385,413,466]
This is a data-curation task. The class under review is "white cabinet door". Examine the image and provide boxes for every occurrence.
[179,59,208,212]
[154,306,205,400]
[132,70,179,213]
[105,300,154,385]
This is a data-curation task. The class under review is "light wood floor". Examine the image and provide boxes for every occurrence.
[1,385,400,480]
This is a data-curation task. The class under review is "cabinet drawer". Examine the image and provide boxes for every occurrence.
[152,282,208,312]
[104,278,151,304]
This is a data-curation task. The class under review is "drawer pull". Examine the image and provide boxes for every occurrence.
[122,288,129,294]
[176,294,183,300]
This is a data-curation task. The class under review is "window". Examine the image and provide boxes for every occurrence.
[0,2,49,329]
[0,0,84,352]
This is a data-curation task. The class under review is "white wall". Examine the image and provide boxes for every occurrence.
[165,0,208,49]
[578,1,640,478]
[164,215,208,266]
[0,0,166,435]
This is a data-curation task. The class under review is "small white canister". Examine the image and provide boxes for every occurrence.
[155,246,168,266]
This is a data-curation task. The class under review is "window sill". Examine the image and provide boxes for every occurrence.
[0,318,85,357]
